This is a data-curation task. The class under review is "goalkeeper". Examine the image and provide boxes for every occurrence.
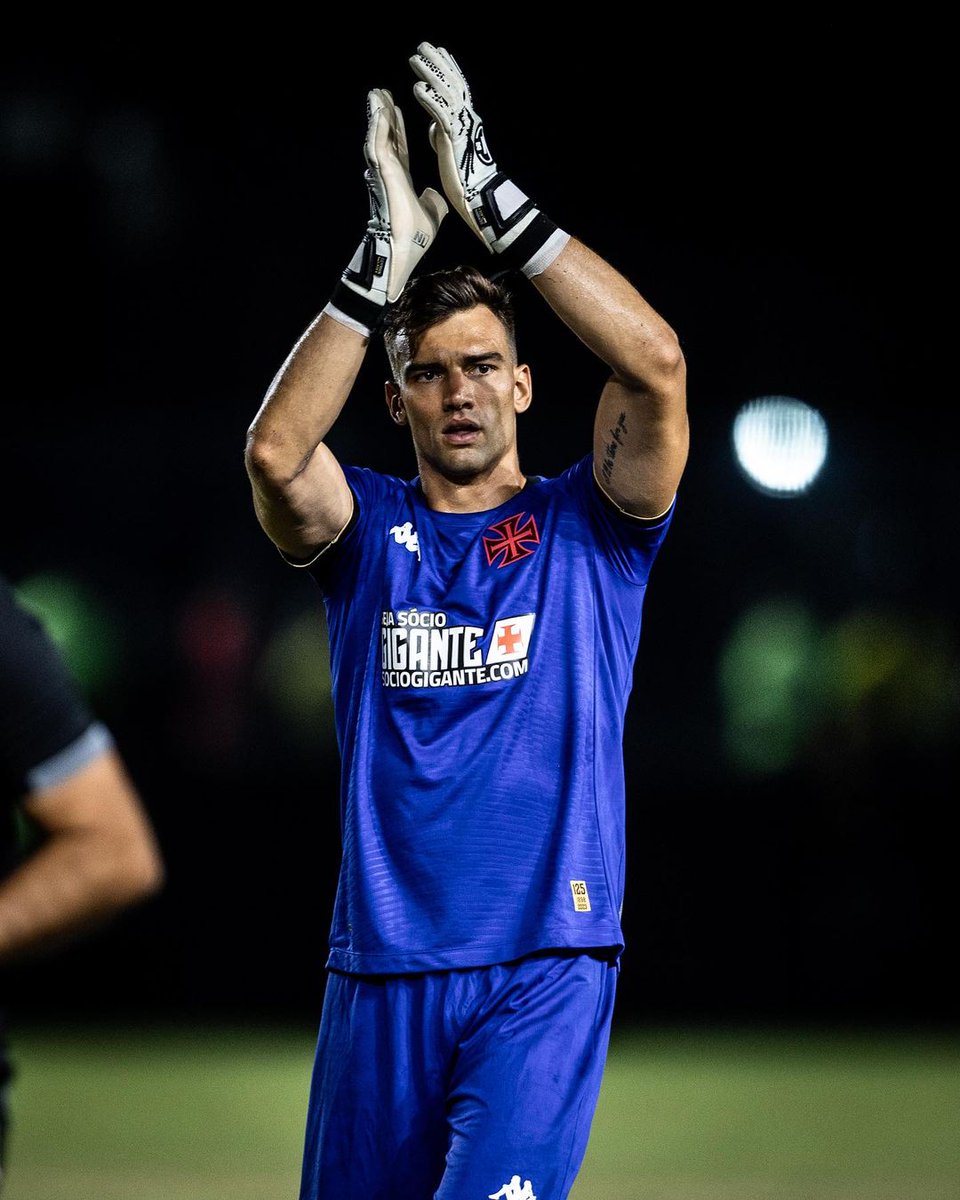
[245,41,689,1200]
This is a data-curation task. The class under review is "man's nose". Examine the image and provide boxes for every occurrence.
[443,369,473,407]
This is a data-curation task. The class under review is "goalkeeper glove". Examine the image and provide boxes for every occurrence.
[409,41,569,277]
[325,87,447,337]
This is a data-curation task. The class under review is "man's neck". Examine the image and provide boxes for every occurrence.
[418,461,528,513]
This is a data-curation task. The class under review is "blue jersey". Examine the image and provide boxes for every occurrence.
[303,453,674,975]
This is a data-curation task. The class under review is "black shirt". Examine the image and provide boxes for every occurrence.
[0,571,112,1104]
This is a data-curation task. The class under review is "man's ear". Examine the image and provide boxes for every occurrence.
[384,381,406,425]
[513,364,532,414]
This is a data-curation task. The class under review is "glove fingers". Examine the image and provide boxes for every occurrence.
[364,88,387,170]
[410,46,462,111]
[345,81,448,317]
[412,40,461,82]
[412,79,450,130]
[438,45,463,74]
[383,89,412,173]
[367,87,414,178]
[433,44,471,104]
[409,42,441,85]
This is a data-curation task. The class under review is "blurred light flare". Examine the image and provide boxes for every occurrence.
[718,597,822,776]
[718,595,960,777]
[14,571,120,695]
[733,395,829,496]
[174,585,257,761]
[256,607,337,749]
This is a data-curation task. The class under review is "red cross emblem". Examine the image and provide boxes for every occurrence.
[483,512,540,568]
[497,624,523,654]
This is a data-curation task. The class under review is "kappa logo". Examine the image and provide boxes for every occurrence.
[489,1177,537,1200]
[483,512,540,568]
[389,522,420,559]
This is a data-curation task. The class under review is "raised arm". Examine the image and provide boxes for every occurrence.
[244,88,446,562]
[410,42,687,519]
[531,239,687,519]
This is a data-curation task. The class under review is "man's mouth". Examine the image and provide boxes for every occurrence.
[442,419,481,444]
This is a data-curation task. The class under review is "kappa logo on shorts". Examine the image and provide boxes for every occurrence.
[489,1176,537,1200]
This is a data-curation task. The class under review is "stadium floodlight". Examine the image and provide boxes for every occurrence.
[732,395,829,497]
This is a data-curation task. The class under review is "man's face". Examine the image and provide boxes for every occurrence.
[385,305,531,484]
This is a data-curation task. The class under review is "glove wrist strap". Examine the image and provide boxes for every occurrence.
[476,172,537,242]
[473,172,569,276]
[323,279,387,339]
[494,210,570,277]
[518,223,571,277]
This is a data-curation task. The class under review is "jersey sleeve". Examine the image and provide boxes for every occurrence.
[305,466,399,594]
[566,454,676,585]
[0,576,113,804]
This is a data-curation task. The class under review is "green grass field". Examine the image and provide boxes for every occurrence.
[3,1022,958,1199]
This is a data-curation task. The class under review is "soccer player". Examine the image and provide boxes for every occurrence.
[0,572,165,1186]
[245,42,688,1199]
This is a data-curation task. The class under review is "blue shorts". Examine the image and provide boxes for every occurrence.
[298,950,618,1199]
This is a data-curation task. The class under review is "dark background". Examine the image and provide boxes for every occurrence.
[2,21,955,1031]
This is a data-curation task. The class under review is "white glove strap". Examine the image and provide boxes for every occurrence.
[521,227,571,278]
[324,248,389,339]
[470,171,569,276]
[322,296,378,339]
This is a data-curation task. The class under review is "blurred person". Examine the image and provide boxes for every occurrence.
[0,571,165,1188]
[245,42,687,1199]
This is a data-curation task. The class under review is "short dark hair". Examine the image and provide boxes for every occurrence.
[382,264,517,383]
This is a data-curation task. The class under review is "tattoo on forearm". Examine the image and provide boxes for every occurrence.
[600,412,628,483]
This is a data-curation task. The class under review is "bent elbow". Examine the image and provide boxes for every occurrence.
[651,325,686,387]
[245,428,283,485]
[245,427,311,493]
[649,330,687,427]
[111,833,166,908]
[136,841,166,901]
[619,324,686,396]
[663,331,686,379]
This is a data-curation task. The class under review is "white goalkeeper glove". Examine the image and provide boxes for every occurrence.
[324,87,448,338]
[409,41,569,277]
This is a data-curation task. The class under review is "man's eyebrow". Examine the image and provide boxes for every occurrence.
[404,351,505,377]
[404,358,442,377]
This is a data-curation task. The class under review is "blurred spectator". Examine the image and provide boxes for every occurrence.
[0,571,165,1188]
